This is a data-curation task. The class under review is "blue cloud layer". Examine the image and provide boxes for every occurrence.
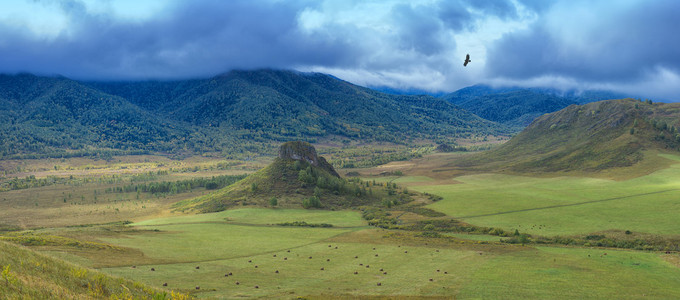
[0,0,678,100]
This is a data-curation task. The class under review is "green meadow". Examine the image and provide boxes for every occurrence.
[102,209,366,263]
[4,153,680,298]
[94,207,680,299]
[133,208,367,228]
[412,156,680,236]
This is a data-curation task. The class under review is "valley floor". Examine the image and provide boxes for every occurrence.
[2,152,680,298]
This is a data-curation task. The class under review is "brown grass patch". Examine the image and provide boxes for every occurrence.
[662,254,680,268]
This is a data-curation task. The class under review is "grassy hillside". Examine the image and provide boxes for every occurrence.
[174,142,410,212]
[455,98,680,174]
[0,241,188,299]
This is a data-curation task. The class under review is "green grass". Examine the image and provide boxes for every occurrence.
[412,158,680,236]
[444,233,506,242]
[458,247,680,299]
[93,208,680,299]
[368,176,435,184]
[103,238,487,299]
[7,150,680,298]
[102,223,359,263]
[0,241,187,299]
[134,208,367,228]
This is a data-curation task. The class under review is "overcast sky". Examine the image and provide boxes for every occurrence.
[0,0,678,100]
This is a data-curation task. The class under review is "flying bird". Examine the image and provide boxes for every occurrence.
[463,54,471,67]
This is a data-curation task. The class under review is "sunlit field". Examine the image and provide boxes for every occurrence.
[412,156,680,236]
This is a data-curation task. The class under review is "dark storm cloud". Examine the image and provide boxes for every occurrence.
[0,0,524,81]
[437,1,473,31]
[486,1,680,84]
[390,4,445,56]
[7,0,675,100]
[464,0,517,19]
[0,0,363,80]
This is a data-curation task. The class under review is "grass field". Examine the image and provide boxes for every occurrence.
[0,155,262,228]
[458,246,680,299]
[95,209,680,299]
[410,156,680,236]
[134,207,367,228]
[4,151,680,298]
[101,210,366,263]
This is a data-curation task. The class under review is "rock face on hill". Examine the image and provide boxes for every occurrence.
[278,141,340,177]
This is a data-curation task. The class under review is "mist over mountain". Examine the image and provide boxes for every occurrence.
[441,84,629,127]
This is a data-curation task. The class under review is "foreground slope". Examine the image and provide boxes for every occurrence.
[0,241,183,299]
[455,98,680,174]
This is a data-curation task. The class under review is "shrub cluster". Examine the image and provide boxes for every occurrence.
[105,174,247,195]
[276,221,333,228]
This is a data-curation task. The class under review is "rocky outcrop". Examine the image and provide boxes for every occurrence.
[278,141,340,178]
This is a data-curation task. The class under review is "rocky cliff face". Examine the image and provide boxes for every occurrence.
[278,141,340,178]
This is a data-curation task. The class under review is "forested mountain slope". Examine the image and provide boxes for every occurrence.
[91,69,504,142]
[0,70,507,159]
[0,74,215,158]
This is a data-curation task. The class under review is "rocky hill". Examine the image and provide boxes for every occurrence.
[174,141,408,212]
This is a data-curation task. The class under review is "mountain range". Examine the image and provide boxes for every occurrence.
[0,69,647,165]
[441,85,628,128]
[0,70,507,159]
